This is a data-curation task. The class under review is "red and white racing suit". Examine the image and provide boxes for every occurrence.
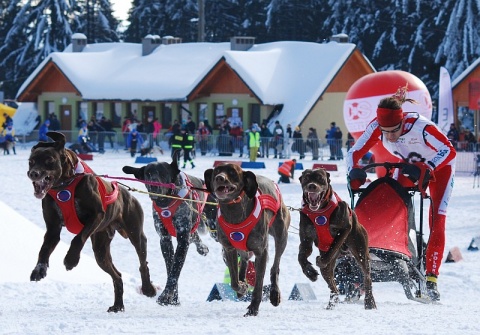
[347,112,456,277]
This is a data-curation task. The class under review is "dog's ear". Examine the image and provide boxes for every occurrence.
[326,171,331,184]
[204,169,214,193]
[46,131,66,149]
[122,165,145,180]
[243,171,258,198]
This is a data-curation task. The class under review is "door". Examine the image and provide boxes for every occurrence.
[60,105,72,130]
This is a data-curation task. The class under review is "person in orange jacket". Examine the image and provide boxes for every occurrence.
[278,159,296,183]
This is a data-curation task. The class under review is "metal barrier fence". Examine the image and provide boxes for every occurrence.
[15,130,478,173]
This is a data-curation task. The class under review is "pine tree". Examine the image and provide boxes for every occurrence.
[123,0,165,43]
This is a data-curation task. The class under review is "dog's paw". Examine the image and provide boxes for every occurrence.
[30,263,48,281]
[157,290,180,306]
[107,304,125,313]
[64,252,80,271]
[303,264,319,282]
[244,305,259,317]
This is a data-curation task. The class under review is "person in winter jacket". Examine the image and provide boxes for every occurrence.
[127,128,144,157]
[182,128,196,168]
[346,86,456,302]
[260,123,273,158]
[278,159,296,183]
[2,122,16,154]
[307,127,319,160]
[38,119,50,142]
[248,124,260,162]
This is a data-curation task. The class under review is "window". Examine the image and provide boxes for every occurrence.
[111,102,122,127]
[214,103,225,127]
[198,103,208,123]
[93,102,104,120]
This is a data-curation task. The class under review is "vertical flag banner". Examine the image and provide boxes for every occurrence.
[438,66,454,134]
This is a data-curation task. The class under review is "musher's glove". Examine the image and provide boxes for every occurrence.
[402,162,433,194]
[348,168,367,190]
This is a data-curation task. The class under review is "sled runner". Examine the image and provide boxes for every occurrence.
[336,162,433,304]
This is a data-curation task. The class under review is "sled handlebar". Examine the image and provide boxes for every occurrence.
[352,162,421,193]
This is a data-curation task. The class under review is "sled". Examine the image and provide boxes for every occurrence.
[335,162,433,303]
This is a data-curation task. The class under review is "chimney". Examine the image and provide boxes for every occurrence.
[72,33,87,52]
[142,34,161,56]
[230,36,255,51]
[330,33,349,43]
[162,36,183,45]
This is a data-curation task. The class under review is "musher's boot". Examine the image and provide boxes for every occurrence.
[426,274,440,301]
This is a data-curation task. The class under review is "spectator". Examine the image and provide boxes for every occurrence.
[122,117,132,150]
[278,159,296,183]
[203,119,213,134]
[273,120,284,158]
[307,127,319,160]
[49,113,61,131]
[2,122,16,155]
[218,119,232,156]
[39,119,50,141]
[186,116,196,134]
[127,128,144,158]
[446,123,459,149]
[292,126,305,159]
[78,121,96,153]
[153,118,162,146]
[335,126,344,159]
[100,116,115,149]
[230,122,244,157]
[346,132,355,151]
[260,123,273,158]
[170,127,183,158]
[285,124,293,158]
[182,128,195,169]
[144,115,155,150]
[464,128,477,152]
[248,124,260,162]
[326,121,336,160]
[197,121,210,156]
[2,112,13,129]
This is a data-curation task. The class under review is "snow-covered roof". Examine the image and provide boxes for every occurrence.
[452,57,480,88]
[17,40,361,127]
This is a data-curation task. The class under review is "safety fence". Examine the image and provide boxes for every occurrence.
[15,130,478,173]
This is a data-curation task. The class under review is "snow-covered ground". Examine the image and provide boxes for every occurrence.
[1,144,479,334]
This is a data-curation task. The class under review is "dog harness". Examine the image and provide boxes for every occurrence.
[217,184,281,251]
[152,172,206,237]
[47,160,119,234]
[301,191,345,252]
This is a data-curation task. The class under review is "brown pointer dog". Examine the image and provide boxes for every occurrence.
[204,164,290,316]
[298,168,376,310]
[122,152,217,306]
[27,131,156,312]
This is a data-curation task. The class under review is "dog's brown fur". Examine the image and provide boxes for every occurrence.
[27,131,156,312]
[298,168,376,310]
[204,164,290,316]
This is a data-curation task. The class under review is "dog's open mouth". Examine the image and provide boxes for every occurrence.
[306,191,323,211]
[31,175,54,199]
[214,184,237,199]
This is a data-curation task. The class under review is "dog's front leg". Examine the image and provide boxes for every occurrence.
[190,231,209,256]
[31,224,62,281]
[64,212,104,271]
[298,217,319,282]
[158,230,190,306]
[224,247,248,298]
[319,261,340,310]
[245,250,267,317]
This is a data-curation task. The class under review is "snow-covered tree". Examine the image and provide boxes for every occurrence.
[73,0,120,43]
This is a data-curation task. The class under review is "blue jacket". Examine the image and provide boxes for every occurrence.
[39,124,49,141]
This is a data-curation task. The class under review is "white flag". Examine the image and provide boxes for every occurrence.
[438,66,454,134]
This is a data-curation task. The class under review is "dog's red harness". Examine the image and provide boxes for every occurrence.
[152,172,206,237]
[217,184,281,251]
[47,160,119,234]
[301,191,344,252]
